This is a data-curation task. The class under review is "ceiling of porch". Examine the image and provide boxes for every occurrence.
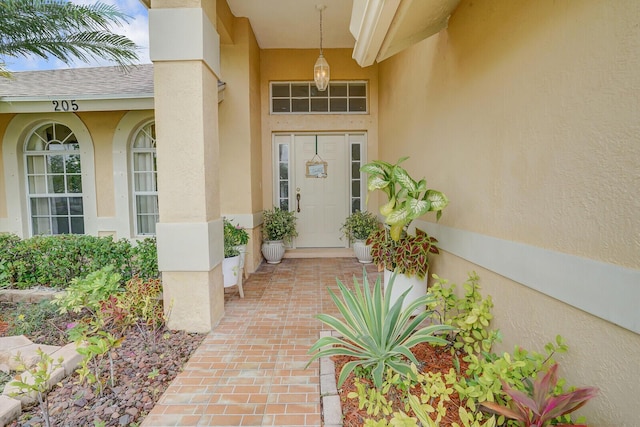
[225,0,461,67]
[226,0,356,50]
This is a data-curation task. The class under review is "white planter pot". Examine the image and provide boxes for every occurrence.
[233,244,247,269]
[383,269,428,315]
[261,240,285,264]
[223,255,241,287]
[353,240,373,264]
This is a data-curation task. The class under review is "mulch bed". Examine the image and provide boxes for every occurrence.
[334,343,471,426]
[1,301,205,427]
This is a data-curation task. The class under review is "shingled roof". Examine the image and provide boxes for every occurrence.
[0,64,154,99]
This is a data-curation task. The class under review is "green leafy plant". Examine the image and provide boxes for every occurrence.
[224,218,249,257]
[262,207,298,241]
[359,157,448,279]
[480,363,598,427]
[350,377,394,417]
[360,156,449,241]
[9,349,64,427]
[367,227,439,279]
[307,271,454,388]
[0,234,158,289]
[333,272,591,427]
[52,265,122,315]
[132,237,159,279]
[71,326,124,395]
[119,276,165,351]
[427,272,500,355]
[340,210,379,243]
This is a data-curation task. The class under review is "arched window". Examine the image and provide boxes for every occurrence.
[24,123,84,235]
[131,122,158,235]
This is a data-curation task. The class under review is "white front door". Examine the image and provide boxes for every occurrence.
[293,134,347,247]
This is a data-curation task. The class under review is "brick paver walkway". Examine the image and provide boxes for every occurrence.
[142,257,381,427]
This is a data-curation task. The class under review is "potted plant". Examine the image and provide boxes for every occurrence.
[261,207,297,264]
[361,156,449,311]
[340,210,379,263]
[223,218,249,288]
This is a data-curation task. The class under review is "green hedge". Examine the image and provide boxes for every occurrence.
[0,234,158,289]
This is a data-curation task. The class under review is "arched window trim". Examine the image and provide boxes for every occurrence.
[130,121,158,236]
[24,122,84,235]
[2,113,97,238]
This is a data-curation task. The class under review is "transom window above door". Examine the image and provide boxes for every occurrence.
[270,81,367,114]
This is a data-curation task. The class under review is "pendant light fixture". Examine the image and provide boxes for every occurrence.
[314,5,330,91]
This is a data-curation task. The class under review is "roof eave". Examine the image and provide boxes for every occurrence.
[0,95,155,113]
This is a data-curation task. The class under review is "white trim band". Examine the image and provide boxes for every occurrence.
[149,8,221,77]
[417,221,640,335]
[156,219,223,272]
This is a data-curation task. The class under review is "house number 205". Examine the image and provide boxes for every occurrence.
[52,100,79,112]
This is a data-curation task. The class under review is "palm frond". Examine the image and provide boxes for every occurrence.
[0,0,139,74]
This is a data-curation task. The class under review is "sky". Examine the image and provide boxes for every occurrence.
[5,0,151,72]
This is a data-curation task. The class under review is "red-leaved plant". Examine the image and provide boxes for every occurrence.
[481,363,598,427]
[367,227,439,279]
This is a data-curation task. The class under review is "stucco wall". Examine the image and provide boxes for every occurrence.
[77,111,125,219]
[377,0,640,424]
[220,18,254,215]
[0,114,15,219]
[0,110,155,239]
[260,48,379,208]
[220,16,263,272]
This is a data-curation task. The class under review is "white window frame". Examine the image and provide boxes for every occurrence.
[130,121,158,236]
[24,122,85,235]
[270,81,368,114]
[3,114,97,238]
[272,132,368,214]
[348,134,367,214]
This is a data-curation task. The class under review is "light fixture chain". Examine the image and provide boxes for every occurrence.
[319,7,323,54]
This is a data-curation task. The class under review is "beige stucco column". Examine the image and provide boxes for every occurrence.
[149,1,223,332]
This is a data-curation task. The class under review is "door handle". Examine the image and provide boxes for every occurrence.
[296,193,301,213]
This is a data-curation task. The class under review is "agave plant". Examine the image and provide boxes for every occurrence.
[307,271,454,389]
[480,363,598,427]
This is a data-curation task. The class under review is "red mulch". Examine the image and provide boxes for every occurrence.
[334,343,470,426]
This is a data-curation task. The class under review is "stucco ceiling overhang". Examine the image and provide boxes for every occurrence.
[142,1,460,67]
[350,0,461,67]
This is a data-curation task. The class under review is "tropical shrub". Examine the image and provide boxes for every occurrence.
[427,272,500,355]
[360,156,449,241]
[307,271,454,388]
[132,237,159,279]
[340,210,379,243]
[0,234,158,289]
[337,272,594,427]
[480,363,598,427]
[52,265,123,315]
[224,218,249,257]
[262,207,297,241]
